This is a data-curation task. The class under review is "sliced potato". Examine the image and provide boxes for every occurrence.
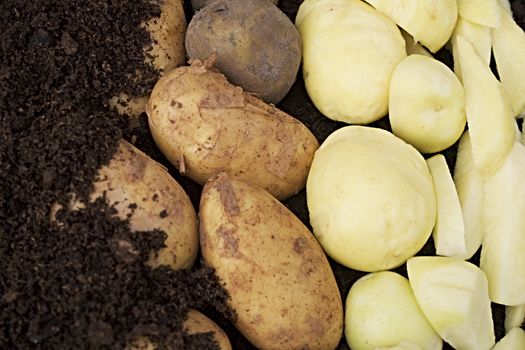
[492,327,525,349]
[505,305,525,333]
[296,0,406,124]
[453,132,484,260]
[364,0,458,53]
[456,35,515,178]
[345,271,442,350]
[481,141,525,306]
[307,126,436,272]
[492,4,525,116]
[451,17,491,80]
[407,256,495,350]
[457,0,501,28]
[389,54,466,154]
[427,154,466,257]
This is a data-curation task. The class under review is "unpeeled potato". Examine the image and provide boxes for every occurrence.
[109,0,187,117]
[199,173,343,349]
[147,59,319,200]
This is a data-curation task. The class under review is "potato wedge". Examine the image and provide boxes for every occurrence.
[199,174,343,349]
[147,60,319,200]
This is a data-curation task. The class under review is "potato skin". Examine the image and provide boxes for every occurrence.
[185,0,300,104]
[147,60,319,200]
[91,140,199,270]
[191,0,278,12]
[199,173,343,350]
[184,309,232,350]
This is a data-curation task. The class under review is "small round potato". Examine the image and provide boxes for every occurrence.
[91,140,199,270]
[147,60,319,200]
[307,126,436,272]
[185,0,301,104]
[110,0,187,117]
[200,173,343,349]
[345,271,442,350]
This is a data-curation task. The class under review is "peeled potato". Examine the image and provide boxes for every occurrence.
[505,305,525,333]
[493,327,525,349]
[407,256,495,350]
[344,271,442,350]
[364,0,458,53]
[296,0,406,124]
[110,0,187,117]
[389,54,466,154]
[91,140,199,270]
[307,126,436,272]
[401,29,432,57]
[457,0,501,28]
[427,154,466,257]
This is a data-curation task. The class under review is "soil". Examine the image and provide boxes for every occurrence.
[1,0,524,349]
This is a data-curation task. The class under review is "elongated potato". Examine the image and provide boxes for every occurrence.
[200,174,343,350]
[110,0,187,117]
[92,140,199,270]
[147,60,319,200]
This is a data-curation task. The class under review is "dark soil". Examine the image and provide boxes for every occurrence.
[0,1,231,349]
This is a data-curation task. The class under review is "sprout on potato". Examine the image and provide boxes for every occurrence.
[389,54,466,154]
[307,126,436,272]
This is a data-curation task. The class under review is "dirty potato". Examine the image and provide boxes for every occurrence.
[147,59,319,200]
[92,140,199,270]
[110,0,187,117]
[185,0,301,104]
[199,173,343,350]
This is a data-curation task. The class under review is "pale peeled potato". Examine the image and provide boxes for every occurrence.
[407,256,495,350]
[91,140,199,270]
[364,0,458,53]
[451,17,492,80]
[492,4,525,116]
[344,271,442,350]
[199,174,343,350]
[456,35,516,178]
[296,0,406,124]
[505,305,525,333]
[453,131,484,260]
[492,327,525,349]
[110,0,187,117]
[307,126,436,272]
[457,0,501,28]
[481,140,525,306]
[427,154,466,257]
[127,309,232,350]
[147,59,319,200]
[401,29,432,57]
[389,54,466,154]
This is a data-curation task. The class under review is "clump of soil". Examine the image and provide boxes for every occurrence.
[0,1,231,349]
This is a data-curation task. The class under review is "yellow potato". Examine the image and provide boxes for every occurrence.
[91,140,199,270]
[199,173,343,349]
[147,59,319,200]
[127,309,232,350]
[110,0,187,117]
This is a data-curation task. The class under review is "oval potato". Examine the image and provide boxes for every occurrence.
[91,140,199,270]
[110,0,187,117]
[147,60,319,200]
[191,0,278,12]
[186,0,301,104]
[199,173,343,350]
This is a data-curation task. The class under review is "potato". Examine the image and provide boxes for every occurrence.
[147,60,319,200]
[493,328,525,350]
[457,0,501,28]
[127,309,232,350]
[296,0,406,124]
[505,305,525,333]
[185,0,301,104]
[307,126,436,272]
[345,271,442,350]
[110,0,187,117]
[191,0,278,12]
[91,140,199,270]
[199,173,343,350]
[389,54,466,154]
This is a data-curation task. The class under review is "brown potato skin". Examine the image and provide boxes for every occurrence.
[110,0,187,117]
[92,140,199,270]
[191,0,279,12]
[185,0,300,104]
[147,60,319,200]
[199,174,343,350]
